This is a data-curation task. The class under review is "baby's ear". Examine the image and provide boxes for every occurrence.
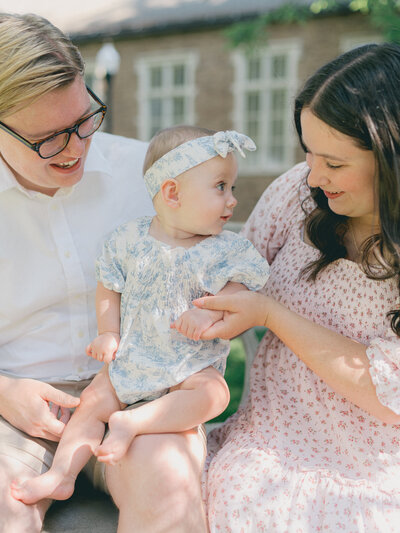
[161,179,180,207]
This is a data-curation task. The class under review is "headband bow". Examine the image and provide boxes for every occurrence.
[144,130,256,199]
[212,130,256,158]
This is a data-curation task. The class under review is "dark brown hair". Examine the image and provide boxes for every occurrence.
[294,43,400,336]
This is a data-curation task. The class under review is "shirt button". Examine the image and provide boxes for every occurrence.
[64,251,71,258]
[78,330,84,338]
[51,204,58,211]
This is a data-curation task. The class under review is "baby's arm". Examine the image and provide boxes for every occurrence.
[86,282,121,363]
[171,281,247,340]
[96,365,229,465]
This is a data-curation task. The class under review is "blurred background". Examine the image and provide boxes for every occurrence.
[0,0,390,220]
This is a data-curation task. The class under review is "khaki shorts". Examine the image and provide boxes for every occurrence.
[0,379,207,495]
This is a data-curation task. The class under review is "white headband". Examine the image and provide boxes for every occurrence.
[144,130,256,199]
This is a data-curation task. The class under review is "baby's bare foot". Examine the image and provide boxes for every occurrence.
[96,410,137,465]
[10,470,76,504]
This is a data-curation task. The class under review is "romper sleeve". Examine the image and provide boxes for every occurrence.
[197,232,270,295]
[95,224,130,293]
[366,329,400,415]
[242,162,311,265]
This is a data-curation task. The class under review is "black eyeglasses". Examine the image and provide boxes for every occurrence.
[0,86,107,159]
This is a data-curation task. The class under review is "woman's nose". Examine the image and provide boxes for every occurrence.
[306,154,329,189]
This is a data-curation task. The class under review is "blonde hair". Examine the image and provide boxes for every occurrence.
[143,125,216,174]
[0,13,84,118]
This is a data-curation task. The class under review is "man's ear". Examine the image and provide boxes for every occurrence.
[161,179,180,207]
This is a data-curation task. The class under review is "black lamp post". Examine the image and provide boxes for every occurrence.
[95,41,120,133]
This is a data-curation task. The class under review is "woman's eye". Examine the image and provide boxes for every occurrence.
[327,162,342,169]
[217,183,225,191]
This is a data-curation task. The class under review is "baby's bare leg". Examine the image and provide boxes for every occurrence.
[11,367,121,504]
[96,366,229,465]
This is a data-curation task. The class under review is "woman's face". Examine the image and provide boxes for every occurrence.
[300,108,378,227]
[0,76,92,196]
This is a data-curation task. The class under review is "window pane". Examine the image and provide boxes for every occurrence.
[271,89,286,111]
[173,96,185,123]
[246,120,259,141]
[246,91,260,113]
[247,57,261,80]
[173,65,186,86]
[271,55,287,79]
[150,98,162,118]
[150,67,162,88]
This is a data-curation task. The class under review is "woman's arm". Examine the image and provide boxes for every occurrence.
[195,291,400,425]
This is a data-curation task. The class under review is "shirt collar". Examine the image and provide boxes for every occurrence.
[0,133,111,196]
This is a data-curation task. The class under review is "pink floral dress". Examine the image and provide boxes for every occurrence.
[204,163,400,533]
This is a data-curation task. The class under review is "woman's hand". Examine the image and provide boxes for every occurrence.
[194,291,269,340]
[0,376,80,441]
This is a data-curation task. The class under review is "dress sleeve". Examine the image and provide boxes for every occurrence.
[95,225,129,293]
[198,233,270,295]
[242,162,310,265]
[366,330,400,414]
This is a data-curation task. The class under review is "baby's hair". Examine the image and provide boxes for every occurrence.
[143,125,216,175]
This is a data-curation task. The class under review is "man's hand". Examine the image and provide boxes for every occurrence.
[0,377,80,441]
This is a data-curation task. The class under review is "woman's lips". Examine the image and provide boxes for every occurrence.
[323,190,344,199]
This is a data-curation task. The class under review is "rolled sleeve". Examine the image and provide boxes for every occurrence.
[367,334,400,414]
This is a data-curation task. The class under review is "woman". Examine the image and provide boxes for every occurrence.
[196,43,400,532]
[0,12,206,533]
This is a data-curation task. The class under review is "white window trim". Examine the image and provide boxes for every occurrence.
[135,50,199,141]
[232,38,302,175]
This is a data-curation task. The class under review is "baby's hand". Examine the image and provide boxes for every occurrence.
[86,332,120,363]
[171,308,223,341]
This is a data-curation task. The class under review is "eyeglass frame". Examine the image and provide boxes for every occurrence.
[0,86,107,159]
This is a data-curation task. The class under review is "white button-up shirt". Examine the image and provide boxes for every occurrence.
[0,132,154,382]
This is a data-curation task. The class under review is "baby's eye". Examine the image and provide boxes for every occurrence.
[216,182,225,191]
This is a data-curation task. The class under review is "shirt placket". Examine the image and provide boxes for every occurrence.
[48,197,91,376]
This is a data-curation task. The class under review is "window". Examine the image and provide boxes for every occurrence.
[136,51,198,140]
[232,40,301,173]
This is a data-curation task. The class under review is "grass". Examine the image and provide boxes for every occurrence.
[210,338,246,423]
[209,327,267,424]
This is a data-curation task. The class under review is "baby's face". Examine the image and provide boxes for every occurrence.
[176,153,238,236]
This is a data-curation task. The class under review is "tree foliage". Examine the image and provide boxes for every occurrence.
[225,0,400,48]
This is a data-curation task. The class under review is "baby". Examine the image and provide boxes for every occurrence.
[11,125,270,504]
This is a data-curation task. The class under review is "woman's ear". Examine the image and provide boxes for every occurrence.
[161,179,180,208]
